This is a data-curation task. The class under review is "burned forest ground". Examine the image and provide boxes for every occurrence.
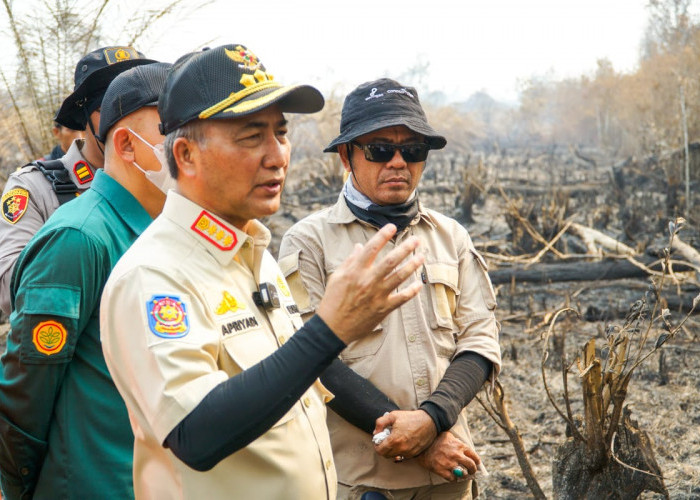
[1,144,699,498]
[275,144,700,499]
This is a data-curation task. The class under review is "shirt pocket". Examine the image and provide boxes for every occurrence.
[424,263,460,358]
[424,263,459,330]
[339,322,386,361]
[221,324,298,427]
[18,284,80,363]
[470,249,497,310]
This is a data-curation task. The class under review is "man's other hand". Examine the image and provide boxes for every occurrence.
[416,432,480,481]
[373,410,437,459]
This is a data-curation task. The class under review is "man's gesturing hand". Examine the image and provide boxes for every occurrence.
[317,224,424,345]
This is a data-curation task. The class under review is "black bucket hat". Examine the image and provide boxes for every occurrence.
[324,78,446,152]
[158,44,324,135]
[97,62,172,143]
[55,46,156,130]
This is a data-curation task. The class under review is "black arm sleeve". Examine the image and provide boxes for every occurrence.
[164,315,345,471]
[321,358,399,434]
[419,351,492,434]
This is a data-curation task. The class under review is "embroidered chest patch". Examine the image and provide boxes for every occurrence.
[1,188,29,224]
[147,295,190,338]
[191,211,237,250]
[32,320,67,355]
[73,161,94,184]
[215,291,246,315]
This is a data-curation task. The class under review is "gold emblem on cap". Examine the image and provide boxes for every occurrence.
[225,45,260,70]
[199,46,282,120]
[114,49,132,61]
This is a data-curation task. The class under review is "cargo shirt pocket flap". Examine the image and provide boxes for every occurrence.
[424,263,459,329]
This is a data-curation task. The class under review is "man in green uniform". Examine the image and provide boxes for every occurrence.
[0,61,172,499]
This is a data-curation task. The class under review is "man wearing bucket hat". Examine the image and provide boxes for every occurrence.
[0,46,155,317]
[0,61,170,500]
[279,78,502,499]
[99,44,425,500]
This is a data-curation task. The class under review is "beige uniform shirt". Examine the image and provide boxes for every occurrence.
[279,194,502,490]
[0,139,96,315]
[100,191,337,500]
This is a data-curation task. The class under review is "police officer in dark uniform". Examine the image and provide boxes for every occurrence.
[0,46,155,316]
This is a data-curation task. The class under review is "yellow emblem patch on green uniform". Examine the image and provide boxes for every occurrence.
[1,188,29,224]
[32,320,68,355]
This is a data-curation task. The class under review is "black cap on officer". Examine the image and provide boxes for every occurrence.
[55,46,156,131]
[157,43,324,136]
[97,62,172,143]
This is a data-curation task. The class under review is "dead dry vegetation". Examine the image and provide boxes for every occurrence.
[0,144,697,499]
[272,144,699,499]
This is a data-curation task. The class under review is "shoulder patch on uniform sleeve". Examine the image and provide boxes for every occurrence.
[147,295,190,338]
[32,320,68,355]
[1,188,29,224]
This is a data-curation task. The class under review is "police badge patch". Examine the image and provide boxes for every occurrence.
[1,188,29,224]
[147,295,190,338]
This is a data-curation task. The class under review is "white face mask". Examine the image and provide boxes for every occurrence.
[128,127,177,194]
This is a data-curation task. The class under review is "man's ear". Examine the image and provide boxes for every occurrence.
[111,127,135,163]
[338,143,352,173]
[172,137,197,178]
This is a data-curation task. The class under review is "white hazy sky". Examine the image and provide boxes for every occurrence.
[144,0,651,103]
[0,0,656,103]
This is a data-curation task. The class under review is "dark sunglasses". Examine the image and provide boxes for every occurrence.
[351,141,430,163]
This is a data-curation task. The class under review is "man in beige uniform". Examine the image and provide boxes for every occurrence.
[100,45,425,500]
[279,78,502,499]
[0,46,154,316]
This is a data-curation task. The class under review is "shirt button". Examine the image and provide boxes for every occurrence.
[20,467,29,476]
[408,334,417,342]
[325,459,332,470]
[416,378,426,387]
[303,397,311,408]
[279,336,286,344]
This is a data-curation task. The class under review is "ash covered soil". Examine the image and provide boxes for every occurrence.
[470,313,700,499]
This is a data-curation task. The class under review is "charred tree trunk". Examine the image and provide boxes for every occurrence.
[552,408,668,499]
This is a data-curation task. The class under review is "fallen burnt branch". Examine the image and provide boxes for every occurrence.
[490,256,696,285]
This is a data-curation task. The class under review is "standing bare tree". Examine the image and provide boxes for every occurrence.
[0,0,207,176]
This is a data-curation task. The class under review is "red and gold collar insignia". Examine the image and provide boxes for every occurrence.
[73,161,94,184]
[1,188,29,224]
[191,211,237,250]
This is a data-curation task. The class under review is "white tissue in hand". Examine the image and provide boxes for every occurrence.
[372,428,391,445]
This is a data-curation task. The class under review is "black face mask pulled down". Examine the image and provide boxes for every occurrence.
[343,194,419,233]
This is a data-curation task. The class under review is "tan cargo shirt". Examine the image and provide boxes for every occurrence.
[0,139,96,315]
[100,191,337,499]
[279,194,502,490]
